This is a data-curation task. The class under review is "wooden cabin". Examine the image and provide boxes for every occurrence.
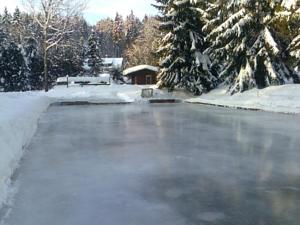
[123,65,159,85]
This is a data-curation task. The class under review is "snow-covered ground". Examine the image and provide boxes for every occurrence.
[46,84,193,103]
[186,84,300,114]
[47,84,155,103]
[1,83,300,210]
[0,92,50,210]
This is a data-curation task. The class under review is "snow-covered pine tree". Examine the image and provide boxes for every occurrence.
[290,32,300,65]
[287,1,300,75]
[207,0,298,94]
[282,0,299,9]
[152,0,169,15]
[12,7,23,43]
[155,0,218,95]
[87,30,102,75]
[24,37,44,90]
[1,7,12,35]
[0,28,7,91]
[0,41,28,92]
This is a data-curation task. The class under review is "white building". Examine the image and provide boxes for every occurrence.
[101,58,124,72]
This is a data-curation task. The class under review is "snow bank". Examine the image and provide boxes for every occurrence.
[186,84,300,114]
[47,85,155,103]
[0,92,50,209]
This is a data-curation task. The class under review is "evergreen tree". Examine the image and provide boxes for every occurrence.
[112,13,125,43]
[287,1,300,74]
[1,7,12,36]
[24,37,44,90]
[112,13,125,56]
[12,7,23,43]
[87,30,102,75]
[96,18,116,57]
[0,41,28,92]
[207,0,298,94]
[0,29,7,91]
[124,11,142,46]
[155,0,218,95]
[290,34,300,63]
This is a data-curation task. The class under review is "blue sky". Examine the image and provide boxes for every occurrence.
[84,0,158,24]
[0,0,158,25]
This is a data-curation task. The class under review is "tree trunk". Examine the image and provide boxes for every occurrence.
[43,31,49,92]
[44,49,48,92]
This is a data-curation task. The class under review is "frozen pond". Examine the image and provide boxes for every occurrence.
[2,104,300,225]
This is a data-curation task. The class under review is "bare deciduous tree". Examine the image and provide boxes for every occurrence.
[24,0,86,91]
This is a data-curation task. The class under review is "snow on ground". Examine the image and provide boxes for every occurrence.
[46,84,193,103]
[0,92,50,210]
[47,84,152,103]
[186,84,300,114]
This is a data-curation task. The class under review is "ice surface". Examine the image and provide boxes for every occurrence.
[2,104,300,225]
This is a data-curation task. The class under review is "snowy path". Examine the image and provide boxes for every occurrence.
[2,104,300,225]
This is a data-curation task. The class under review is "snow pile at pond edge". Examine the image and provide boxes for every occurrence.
[0,92,50,210]
[47,85,149,103]
[186,84,300,114]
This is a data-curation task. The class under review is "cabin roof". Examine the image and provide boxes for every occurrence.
[123,65,159,76]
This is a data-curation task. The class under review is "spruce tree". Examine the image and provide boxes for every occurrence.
[24,37,44,90]
[287,1,300,75]
[87,30,102,75]
[124,11,142,46]
[207,0,297,94]
[155,0,218,95]
[96,18,115,57]
[290,33,300,66]
[0,29,7,91]
[0,41,28,92]
[112,13,125,56]
[1,7,12,36]
[12,7,23,43]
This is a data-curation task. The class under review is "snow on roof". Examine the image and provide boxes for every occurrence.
[102,58,123,68]
[56,75,110,83]
[123,65,159,76]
